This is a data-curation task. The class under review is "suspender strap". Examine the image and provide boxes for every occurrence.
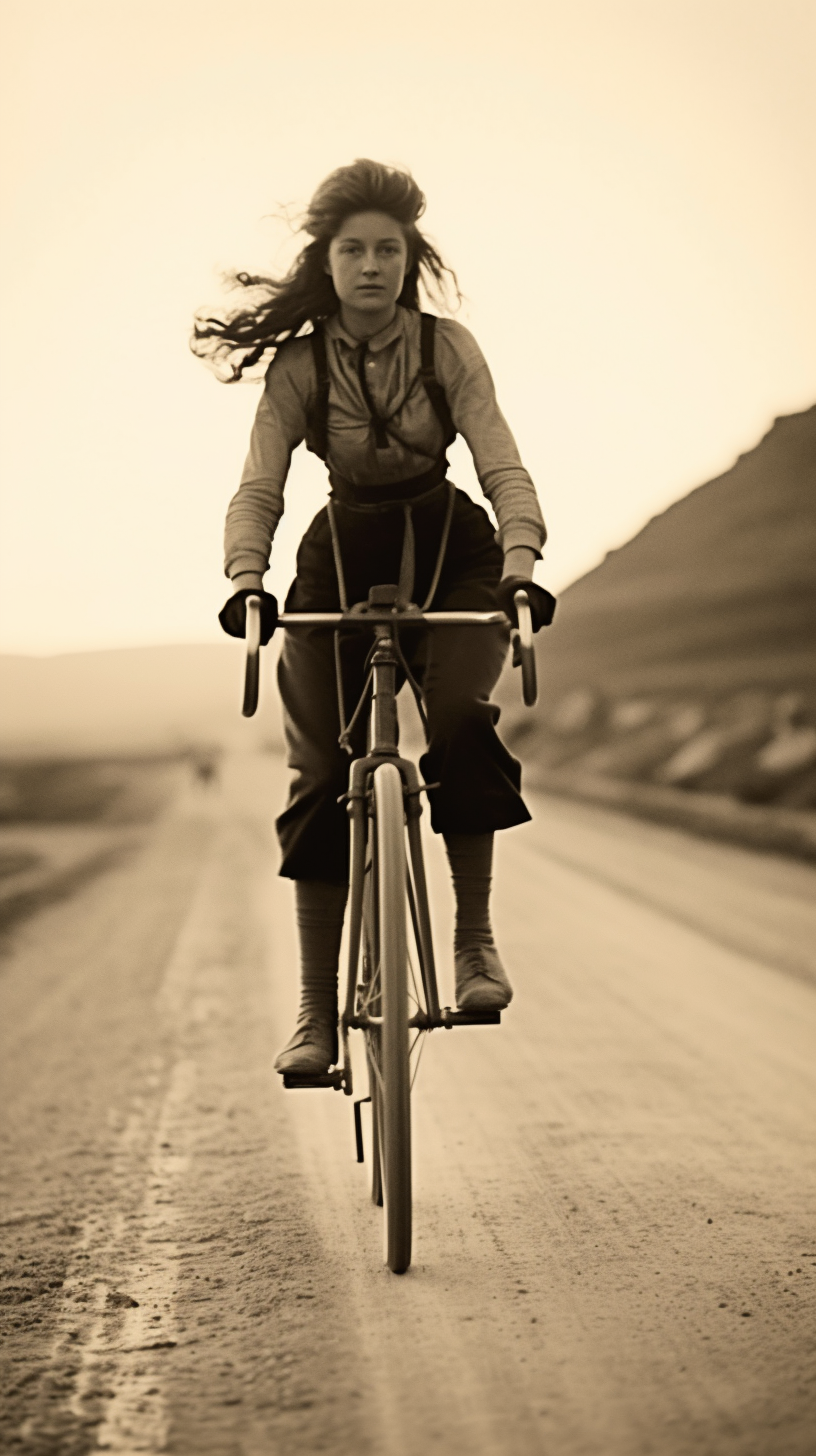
[310,312,456,460]
[396,503,416,608]
[309,325,330,461]
[419,480,456,611]
[419,313,456,445]
[325,498,349,612]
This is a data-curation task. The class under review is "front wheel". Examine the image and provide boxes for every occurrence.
[374,763,412,1273]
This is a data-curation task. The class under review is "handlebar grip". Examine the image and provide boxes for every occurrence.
[242,595,262,717]
[513,590,538,707]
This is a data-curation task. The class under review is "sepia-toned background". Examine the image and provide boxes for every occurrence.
[1,4,815,1454]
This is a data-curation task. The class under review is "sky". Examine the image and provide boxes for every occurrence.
[1,0,814,655]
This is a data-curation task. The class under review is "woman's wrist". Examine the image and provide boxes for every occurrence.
[501,546,538,580]
[231,572,265,593]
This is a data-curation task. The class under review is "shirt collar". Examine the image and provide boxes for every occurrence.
[324,306,407,353]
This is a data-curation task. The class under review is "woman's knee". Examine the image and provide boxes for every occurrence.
[426,693,499,747]
[285,751,349,806]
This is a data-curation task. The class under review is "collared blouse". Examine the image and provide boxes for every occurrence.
[224,305,546,583]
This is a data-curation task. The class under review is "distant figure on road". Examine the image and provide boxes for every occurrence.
[190,752,219,791]
[193,159,553,1076]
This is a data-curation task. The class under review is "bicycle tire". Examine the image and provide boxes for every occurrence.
[374,762,412,1273]
[369,1066,384,1208]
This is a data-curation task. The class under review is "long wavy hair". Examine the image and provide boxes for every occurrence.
[191,159,460,382]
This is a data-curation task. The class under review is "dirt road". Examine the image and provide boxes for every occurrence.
[2,753,814,1456]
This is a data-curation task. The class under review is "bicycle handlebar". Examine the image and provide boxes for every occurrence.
[278,609,506,625]
[241,594,537,718]
[513,590,536,708]
[242,595,262,716]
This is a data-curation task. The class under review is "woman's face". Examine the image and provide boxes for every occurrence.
[326,211,409,321]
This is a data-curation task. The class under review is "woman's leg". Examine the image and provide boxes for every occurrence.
[274,881,348,1074]
[412,617,525,1011]
[443,831,514,1011]
[416,617,530,834]
[276,626,369,882]
[444,831,494,950]
[275,626,369,1072]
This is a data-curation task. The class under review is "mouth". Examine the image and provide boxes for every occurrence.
[357,284,384,291]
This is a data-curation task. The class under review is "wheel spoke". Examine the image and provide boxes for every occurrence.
[365,1035,384,1094]
[409,1030,427,1090]
[359,964,381,1015]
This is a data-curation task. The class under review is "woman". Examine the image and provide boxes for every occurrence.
[193,159,553,1076]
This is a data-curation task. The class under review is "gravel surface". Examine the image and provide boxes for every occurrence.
[1,755,814,1455]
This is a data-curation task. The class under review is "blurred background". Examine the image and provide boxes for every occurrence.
[1,0,815,911]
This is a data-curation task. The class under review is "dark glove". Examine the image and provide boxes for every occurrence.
[496,577,556,631]
[218,588,279,645]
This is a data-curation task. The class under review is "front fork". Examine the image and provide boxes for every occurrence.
[339,752,441,1095]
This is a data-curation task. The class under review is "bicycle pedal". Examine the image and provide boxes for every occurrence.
[281,1069,345,1090]
[439,1007,502,1026]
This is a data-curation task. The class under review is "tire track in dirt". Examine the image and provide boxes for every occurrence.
[3,765,375,1455]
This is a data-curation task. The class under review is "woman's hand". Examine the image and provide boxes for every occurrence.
[496,576,556,631]
[219,587,279,644]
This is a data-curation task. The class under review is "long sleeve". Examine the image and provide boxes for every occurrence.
[223,310,547,583]
[434,319,547,556]
[223,340,313,581]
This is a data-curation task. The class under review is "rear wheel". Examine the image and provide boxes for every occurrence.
[373,763,411,1273]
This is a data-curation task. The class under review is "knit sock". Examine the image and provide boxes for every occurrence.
[294,880,348,1024]
[443,832,495,954]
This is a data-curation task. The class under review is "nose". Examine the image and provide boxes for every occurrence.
[361,250,381,275]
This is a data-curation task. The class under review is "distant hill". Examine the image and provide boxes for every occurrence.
[503,406,816,810]
[0,642,283,758]
[537,405,816,698]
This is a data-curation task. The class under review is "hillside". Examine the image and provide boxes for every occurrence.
[503,406,816,812]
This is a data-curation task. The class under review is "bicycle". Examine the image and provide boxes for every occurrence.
[242,583,537,1273]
